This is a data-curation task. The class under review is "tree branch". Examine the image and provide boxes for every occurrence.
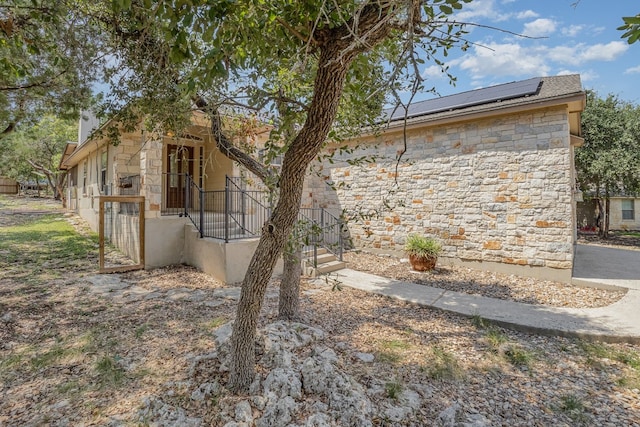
[192,96,275,186]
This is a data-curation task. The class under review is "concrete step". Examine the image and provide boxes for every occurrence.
[314,253,337,264]
[303,247,329,257]
[315,260,347,275]
[302,249,346,277]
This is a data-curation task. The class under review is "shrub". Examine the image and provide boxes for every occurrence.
[404,234,442,258]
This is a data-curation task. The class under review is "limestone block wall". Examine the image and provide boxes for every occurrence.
[140,138,163,218]
[112,136,141,181]
[304,107,575,275]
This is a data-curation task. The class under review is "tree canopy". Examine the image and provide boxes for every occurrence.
[576,91,640,198]
[0,0,105,136]
[0,114,75,197]
[99,0,470,392]
[576,90,640,235]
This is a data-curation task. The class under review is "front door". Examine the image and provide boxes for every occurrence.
[166,144,194,209]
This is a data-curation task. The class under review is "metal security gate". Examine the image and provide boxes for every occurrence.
[99,196,145,273]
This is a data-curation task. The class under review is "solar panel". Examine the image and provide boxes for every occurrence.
[386,77,542,121]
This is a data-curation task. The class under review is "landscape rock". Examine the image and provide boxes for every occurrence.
[263,367,303,400]
[234,400,253,423]
[137,397,201,427]
[255,396,298,427]
[354,352,375,363]
[301,346,373,426]
[1,312,14,323]
[437,404,490,427]
[190,382,221,402]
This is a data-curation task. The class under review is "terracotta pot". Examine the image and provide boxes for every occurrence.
[409,254,437,271]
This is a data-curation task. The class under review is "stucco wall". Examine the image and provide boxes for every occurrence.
[609,198,640,230]
[144,217,186,268]
[110,207,141,263]
[182,225,283,284]
[304,107,575,281]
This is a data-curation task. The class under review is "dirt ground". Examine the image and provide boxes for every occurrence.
[1,196,639,426]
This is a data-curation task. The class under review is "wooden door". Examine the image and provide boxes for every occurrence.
[166,145,194,209]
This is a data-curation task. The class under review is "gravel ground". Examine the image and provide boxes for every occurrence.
[2,196,639,426]
[344,251,627,308]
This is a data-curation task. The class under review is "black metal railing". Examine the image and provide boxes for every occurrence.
[298,207,345,267]
[161,174,345,258]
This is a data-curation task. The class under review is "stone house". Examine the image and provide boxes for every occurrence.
[60,111,283,283]
[61,74,585,284]
[578,197,640,231]
[302,75,586,283]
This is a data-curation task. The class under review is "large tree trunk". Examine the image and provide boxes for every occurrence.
[227,44,354,393]
[279,244,302,321]
[226,3,394,392]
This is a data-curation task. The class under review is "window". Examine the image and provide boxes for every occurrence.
[622,199,635,220]
[82,161,87,193]
[100,150,108,193]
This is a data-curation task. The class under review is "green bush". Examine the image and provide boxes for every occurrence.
[404,234,442,258]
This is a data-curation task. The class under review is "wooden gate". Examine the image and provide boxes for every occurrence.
[99,196,145,273]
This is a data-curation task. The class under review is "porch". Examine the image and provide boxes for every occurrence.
[143,172,348,280]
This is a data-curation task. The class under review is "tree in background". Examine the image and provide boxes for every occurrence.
[0,0,104,137]
[576,91,640,237]
[0,115,75,199]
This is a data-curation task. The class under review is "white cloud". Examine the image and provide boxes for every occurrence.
[580,42,628,62]
[457,42,551,78]
[557,69,598,82]
[549,41,629,66]
[522,18,557,37]
[625,65,640,74]
[455,0,511,22]
[561,25,584,38]
[422,65,448,80]
[516,10,539,20]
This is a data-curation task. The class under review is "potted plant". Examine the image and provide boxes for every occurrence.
[404,234,442,272]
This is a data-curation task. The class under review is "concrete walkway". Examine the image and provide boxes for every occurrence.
[332,244,640,344]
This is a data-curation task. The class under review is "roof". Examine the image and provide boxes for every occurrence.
[58,142,78,171]
[382,74,584,129]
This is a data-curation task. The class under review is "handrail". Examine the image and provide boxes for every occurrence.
[224,175,271,241]
[163,174,345,260]
[298,207,345,267]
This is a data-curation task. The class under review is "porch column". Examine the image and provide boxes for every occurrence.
[140,136,163,218]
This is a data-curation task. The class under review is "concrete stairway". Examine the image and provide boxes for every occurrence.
[303,247,346,277]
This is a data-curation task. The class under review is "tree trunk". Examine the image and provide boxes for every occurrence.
[596,198,605,237]
[279,244,302,321]
[227,42,356,393]
[604,197,610,238]
[226,3,395,393]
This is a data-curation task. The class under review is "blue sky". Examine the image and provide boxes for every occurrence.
[420,0,640,103]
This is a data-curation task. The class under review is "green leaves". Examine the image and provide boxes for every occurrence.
[576,91,640,198]
[618,14,640,44]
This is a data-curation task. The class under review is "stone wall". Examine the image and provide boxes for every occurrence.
[140,137,163,218]
[303,107,575,275]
